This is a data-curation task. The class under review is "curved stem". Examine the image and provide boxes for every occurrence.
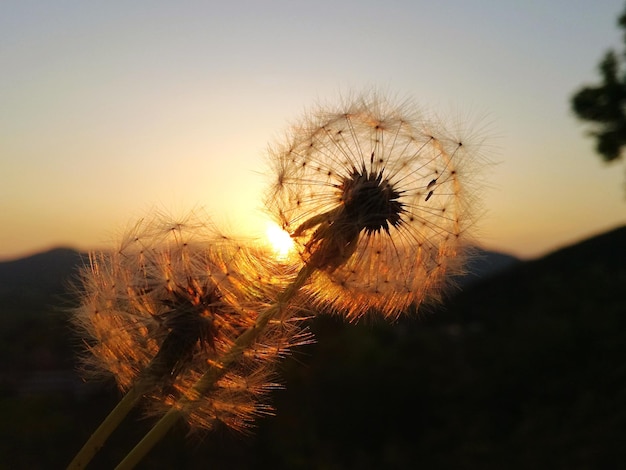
[67,384,143,469]
[114,263,316,470]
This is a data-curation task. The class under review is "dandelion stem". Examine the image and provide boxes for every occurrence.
[67,383,144,469]
[115,262,316,469]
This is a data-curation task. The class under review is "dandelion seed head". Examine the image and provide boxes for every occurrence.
[73,213,249,387]
[72,210,311,431]
[266,92,484,319]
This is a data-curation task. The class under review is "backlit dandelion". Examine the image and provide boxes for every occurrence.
[73,213,249,392]
[267,92,482,318]
[70,91,487,469]
[69,212,312,468]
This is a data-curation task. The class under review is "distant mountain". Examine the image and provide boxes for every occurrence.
[0,245,518,305]
[535,223,626,271]
[458,247,520,286]
[0,247,86,312]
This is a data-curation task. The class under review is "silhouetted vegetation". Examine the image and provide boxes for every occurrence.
[571,3,626,167]
[1,230,624,469]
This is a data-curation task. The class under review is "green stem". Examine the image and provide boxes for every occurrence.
[67,384,144,469]
[114,263,316,470]
[114,408,184,470]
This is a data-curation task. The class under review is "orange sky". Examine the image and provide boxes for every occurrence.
[1,1,625,261]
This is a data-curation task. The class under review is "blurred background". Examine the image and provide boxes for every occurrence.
[1,1,625,468]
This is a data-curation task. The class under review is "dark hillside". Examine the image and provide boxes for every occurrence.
[409,225,626,469]
[0,247,85,311]
[0,248,85,402]
[444,224,626,320]
[457,246,520,286]
[0,229,624,469]
[251,226,626,469]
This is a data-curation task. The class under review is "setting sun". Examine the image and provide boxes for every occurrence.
[265,222,295,259]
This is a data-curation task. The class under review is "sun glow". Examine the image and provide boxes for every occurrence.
[265,222,295,259]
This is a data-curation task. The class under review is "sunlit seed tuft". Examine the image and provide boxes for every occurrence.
[72,211,311,432]
[266,91,485,319]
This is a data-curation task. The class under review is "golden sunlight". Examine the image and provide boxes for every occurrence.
[265,222,295,259]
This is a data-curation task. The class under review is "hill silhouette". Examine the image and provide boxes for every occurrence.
[0,229,624,469]
[0,247,85,311]
[252,226,626,470]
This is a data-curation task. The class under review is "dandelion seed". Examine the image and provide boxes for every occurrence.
[266,92,483,318]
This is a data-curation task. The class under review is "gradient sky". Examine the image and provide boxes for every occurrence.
[2,0,625,261]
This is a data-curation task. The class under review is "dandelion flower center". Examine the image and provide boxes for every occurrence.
[341,164,403,234]
[149,280,221,381]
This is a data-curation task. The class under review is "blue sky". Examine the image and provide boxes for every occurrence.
[1,0,625,260]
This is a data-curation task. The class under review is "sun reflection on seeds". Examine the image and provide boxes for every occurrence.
[265,221,296,260]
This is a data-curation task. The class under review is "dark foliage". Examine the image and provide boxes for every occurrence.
[571,4,626,164]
